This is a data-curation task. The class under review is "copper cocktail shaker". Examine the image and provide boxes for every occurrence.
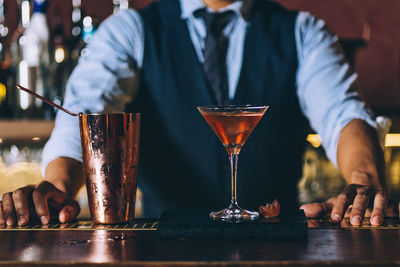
[79,113,140,224]
[15,85,141,224]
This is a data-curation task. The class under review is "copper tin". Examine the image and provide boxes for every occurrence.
[79,113,140,224]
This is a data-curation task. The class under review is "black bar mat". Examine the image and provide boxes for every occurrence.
[157,209,308,238]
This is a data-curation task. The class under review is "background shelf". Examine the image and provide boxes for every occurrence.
[0,120,54,141]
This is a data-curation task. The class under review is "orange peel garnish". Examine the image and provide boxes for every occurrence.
[259,199,280,218]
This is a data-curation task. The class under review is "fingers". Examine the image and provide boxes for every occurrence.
[384,198,398,217]
[12,186,35,226]
[1,186,35,226]
[302,187,393,227]
[33,181,61,224]
[1,181,79,227]
[33,181,80,225]
[1,193,16,226]
[331,185,356,223]
[300,203,325,218]
[349,186,374,226]
[331,184,378,226]
[59,199,81,223]
[300,197,335,218]
[370,192,386,226]
[397,201,400,221]
[0,201,5,225]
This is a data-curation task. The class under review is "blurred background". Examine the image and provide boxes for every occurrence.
[0,0,399,218]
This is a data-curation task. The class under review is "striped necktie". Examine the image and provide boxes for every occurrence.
[195,9,235,105]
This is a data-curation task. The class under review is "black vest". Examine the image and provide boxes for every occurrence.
[129,0,308,217]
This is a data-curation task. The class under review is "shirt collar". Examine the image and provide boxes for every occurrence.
[180,0,245,20]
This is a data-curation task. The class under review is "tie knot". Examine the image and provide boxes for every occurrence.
[195,9,235,36]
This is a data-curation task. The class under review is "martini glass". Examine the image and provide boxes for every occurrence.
[197,105,268,222]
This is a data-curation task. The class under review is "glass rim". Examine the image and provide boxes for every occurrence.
[197,105,269,111]
[79,112,140,117]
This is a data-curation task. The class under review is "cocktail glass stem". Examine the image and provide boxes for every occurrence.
[229,151,239,207]
[209,146,259,222]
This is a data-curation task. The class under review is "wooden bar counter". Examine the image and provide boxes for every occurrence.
[0,218,400,266]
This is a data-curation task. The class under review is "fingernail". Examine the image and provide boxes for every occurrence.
[40,216,49,225]
[18,215,26,226]
[6,218,14,226]
[331,214,341,223]
[372,216,382,225]
[351,215,362,226]
[60,212,69,223]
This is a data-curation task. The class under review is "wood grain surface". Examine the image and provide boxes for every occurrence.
[0,219,399,266]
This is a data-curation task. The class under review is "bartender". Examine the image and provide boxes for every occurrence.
[0,0,395,227]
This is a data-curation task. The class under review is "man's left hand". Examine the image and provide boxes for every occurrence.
[301,189,399,226]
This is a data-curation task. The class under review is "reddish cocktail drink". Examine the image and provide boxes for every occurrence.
[201,111,265,154]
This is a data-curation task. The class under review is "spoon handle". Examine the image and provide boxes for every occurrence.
[16,84,79,117]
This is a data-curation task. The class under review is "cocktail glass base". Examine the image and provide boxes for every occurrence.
[210,204,259,222]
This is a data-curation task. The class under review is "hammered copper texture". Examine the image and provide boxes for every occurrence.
[79,113,140,224]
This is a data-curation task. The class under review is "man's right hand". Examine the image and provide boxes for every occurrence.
[0,181,80,226]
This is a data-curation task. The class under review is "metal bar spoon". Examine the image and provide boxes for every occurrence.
[16,84,81,116]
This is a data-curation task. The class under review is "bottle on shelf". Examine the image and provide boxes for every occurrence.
[113,0,130,14]
[8,0,50,118]
[0,0,11,118]
[70,0,99,64]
